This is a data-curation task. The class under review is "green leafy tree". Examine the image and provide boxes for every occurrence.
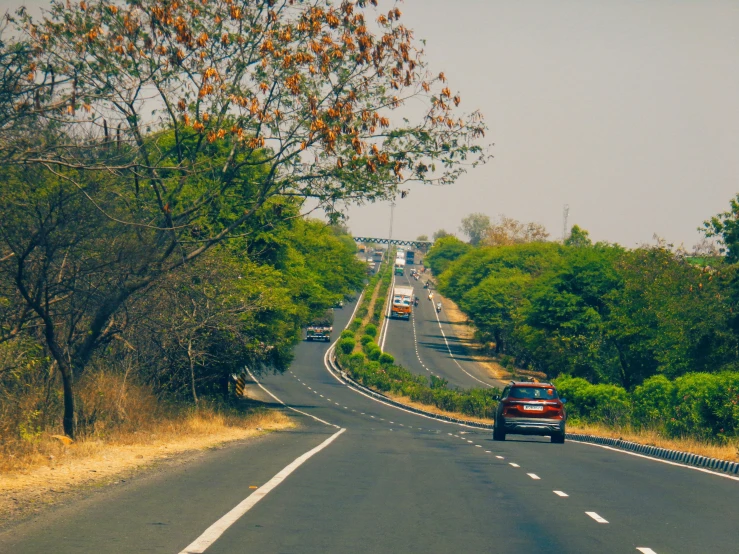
[425,236,471,275]
[564,225,592,247]
[432,229,453,241]
[702,195,739,262]
[459,213,491,246]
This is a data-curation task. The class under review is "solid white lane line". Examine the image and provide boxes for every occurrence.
[585,512,608,524]
[245,368,338,428]
[527,473,540,480]
[509,463,520,468]
[636,549,658,554]
[430,296,493,388]
[179,428,346,554]
[553,491,569,497]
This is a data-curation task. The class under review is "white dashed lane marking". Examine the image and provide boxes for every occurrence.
[496,456,504,459]
[636,549,658,554]
[527,473,540,480]
[509,463,520,468]
[585,512,609,524]
[553,491,569,497]
[475,445,482,448]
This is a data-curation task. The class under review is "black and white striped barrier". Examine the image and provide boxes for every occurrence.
[566,433,739,476]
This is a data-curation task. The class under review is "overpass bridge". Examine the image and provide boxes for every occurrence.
[353,237,433,249]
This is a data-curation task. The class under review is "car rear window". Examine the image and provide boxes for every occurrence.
[509,387,558,400]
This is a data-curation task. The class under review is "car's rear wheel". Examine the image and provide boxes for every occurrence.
[493,426,506,441]
[551,431,565,444]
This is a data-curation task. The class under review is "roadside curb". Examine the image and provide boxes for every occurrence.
[566,433,739,476]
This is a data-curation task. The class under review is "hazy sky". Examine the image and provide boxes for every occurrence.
[9,0,739,247]
[343,0,739,248]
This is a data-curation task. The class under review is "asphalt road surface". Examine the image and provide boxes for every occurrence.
[380,266,505,390]
[3,296,738,553]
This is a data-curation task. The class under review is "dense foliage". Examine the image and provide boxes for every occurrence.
[336,254,500,420]
[429,223,739,441]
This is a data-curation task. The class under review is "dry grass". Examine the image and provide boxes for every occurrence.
[568,423,739,463]
[384,391,495,426]
[0,369,294,522]
[0,406,293,521]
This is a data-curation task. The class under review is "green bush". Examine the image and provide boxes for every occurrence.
[337,338,355,355]
[379,353,395,365]
[349,318,362,332]
[365,324,378,337]
[360,334,374,345]
[632,375,675,429]
[340,330,355,340]
[357,306,368,319]
[367,347,382,361]
[553,375,631,426]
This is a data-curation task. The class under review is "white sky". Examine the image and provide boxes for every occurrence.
[9,0,739,247]
[344,0,739,248]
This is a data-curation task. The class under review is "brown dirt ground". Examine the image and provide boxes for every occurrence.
[0,409,293,522]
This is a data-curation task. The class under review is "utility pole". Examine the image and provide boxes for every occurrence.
[562,204,569,243]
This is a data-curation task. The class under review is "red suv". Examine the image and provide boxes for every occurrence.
[493,382,567,443]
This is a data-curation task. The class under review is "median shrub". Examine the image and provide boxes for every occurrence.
[367,346,382,361]
[379,353,395,365]
[340,330,355,340]
[360,334,374,345]
[365,324,378,337]
[337,338,355,355]
[349,318,363,332]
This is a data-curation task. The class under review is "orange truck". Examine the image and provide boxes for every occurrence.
[391,286,414,320]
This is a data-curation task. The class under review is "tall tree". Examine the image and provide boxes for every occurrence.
[564,225,592,247]
[460,213,490,246]
[482,216,549,246]
[701,194,739,262]
[4,0,489,437]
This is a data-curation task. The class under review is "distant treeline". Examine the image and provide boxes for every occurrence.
[427,232,739,441]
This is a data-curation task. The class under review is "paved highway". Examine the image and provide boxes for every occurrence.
[2,297,738,553]
[380,266,504,389]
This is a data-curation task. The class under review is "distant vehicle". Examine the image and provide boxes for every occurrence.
[406,250,415,264]
[334,300,344,308]
[306,310,334,342]
[436,302,442,313]
[372,251,383,262]
[394,259,405,276]
[395,249,405,262]
[493,382,567,443]
[391,286,414,319]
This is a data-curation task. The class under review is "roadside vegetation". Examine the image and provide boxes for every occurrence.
[428,210,739,452]
[336,253,500,420]
[0,0,489,487]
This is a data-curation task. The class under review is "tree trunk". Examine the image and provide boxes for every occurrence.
[494,329,502,354]
[188,340,198,405]
[58,361,76,438]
